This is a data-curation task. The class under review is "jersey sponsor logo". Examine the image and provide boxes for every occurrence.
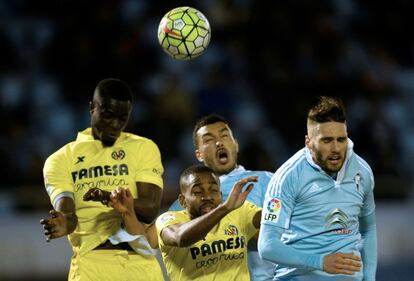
[111,149,125,160]
[160,213,176,224]
[325,208,351,234]
[195,252,245,269]
[75,178,128,192]
[189,236,246,260]
[263,197,282,222]
[71,164,129,183]
[224,225,238,236]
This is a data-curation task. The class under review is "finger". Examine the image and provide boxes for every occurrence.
[124,188,132,197]
[243,183,255,194]
[337,253,361,260]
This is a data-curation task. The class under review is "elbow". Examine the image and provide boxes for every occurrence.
[175,235,192,247]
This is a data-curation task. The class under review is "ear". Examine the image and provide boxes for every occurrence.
[178,194,186,208]
[305,135,311,149]
[195,149,203,162]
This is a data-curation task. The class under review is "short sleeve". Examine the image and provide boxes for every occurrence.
[156,211,188,246]
[261,170,297,229]
[134,139,164,189]
[43,146,74,206]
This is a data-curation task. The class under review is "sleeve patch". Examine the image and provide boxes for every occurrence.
[262,197,282,223]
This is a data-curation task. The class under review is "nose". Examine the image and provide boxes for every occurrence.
[331,141,339,152]
[110,118,123,130]
[201,193,212,201]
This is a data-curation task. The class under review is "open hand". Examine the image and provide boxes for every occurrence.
[224,176,258,211]
[323,252,362,275]
[39,210,69,242]
[108,187,135,215]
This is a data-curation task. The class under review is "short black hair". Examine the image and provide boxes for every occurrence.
[94,78,133,102]
[192,114,229,147]
[179,164,215,193]
[307,96,346,123]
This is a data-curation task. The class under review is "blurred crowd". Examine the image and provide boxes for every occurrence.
[1,0,413,212]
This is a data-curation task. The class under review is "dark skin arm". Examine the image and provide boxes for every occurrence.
[83,182,162,224]
[39,197,78,242]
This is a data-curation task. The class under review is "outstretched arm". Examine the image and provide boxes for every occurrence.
[161,176,258,247]
[83,182,162,224]
[258,224,362,275]
[39,197,78,242]
[109,187,158,248]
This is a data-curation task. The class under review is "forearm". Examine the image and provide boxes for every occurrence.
[55,197,78,234]
[360,213,377,281]
[122,211,147,236]
[171,204,230,247]
[258,224,322,270]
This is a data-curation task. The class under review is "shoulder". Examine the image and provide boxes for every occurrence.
[156,211,187,226]
[44,141,76,166]
[266,149,308,196]
[123,133,160,150]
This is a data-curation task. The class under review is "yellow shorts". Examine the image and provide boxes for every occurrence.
[69,250,164,281]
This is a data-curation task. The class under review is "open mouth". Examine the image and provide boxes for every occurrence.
[216,148,229,165]
[328,155,341,164]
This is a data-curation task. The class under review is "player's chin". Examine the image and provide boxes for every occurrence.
[101,135,118,146]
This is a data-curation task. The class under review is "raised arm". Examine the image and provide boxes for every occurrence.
[160,176,257,247]
[108,187,158,248]
[83,182,162,224]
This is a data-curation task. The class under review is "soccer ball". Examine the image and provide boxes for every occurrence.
[158,6,211,60]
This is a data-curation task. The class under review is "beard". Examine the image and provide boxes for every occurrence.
[315,150,344,173]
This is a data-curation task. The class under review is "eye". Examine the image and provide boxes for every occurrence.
[203,138,214,144]
[193,191,202,196]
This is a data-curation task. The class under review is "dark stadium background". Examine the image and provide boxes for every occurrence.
[0,0,413,280]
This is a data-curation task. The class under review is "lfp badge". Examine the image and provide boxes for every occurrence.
[267,198,281,213]
[264,197,282,222]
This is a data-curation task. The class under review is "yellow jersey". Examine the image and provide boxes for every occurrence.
[43,128,163,256]
[156,202,260,281]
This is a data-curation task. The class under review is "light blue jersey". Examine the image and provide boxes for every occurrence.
[169,165,276,281]
[259,140,377,281]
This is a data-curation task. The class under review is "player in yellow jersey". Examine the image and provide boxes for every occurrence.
[39,78,164,281]
[156,164,261,281]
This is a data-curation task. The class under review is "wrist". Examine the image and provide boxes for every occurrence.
[217,203,232,215]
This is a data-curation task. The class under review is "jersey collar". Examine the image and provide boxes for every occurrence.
[76,128,127,144]
[219,165,247,182]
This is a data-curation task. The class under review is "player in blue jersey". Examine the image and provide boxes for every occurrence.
[258,96,377,281]
[169,114,276,281]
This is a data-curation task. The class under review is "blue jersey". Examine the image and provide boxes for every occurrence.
[169,165,276,281]
[261,140,376,280]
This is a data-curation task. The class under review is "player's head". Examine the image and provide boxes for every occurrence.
[193,114,239,176]
[305,96,348,173]
[89,78,133,147]
[178,164,223,219]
